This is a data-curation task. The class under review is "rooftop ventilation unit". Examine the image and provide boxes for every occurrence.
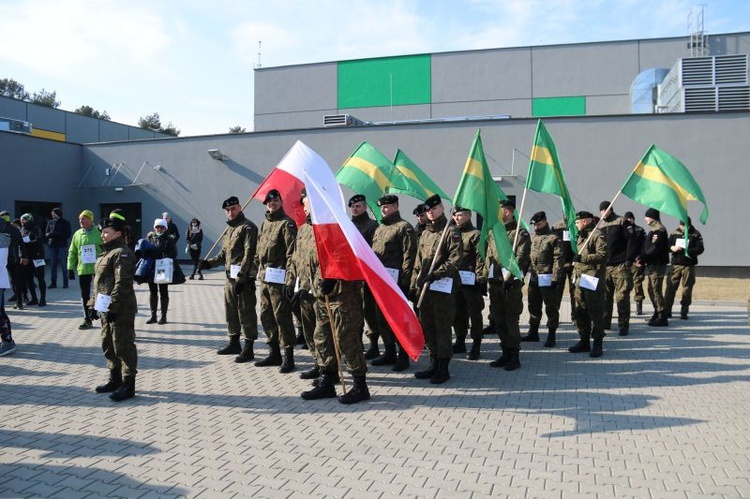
[323,114,364,127]
[0,117,32,134]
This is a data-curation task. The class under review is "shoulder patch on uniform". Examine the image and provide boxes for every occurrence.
[120,253,129,258]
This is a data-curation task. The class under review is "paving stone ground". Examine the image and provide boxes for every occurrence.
[1,273,749,498]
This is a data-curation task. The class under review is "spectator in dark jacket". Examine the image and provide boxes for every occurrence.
[6,218,28,309]
[19,214,46,306]
[162,212,180,243]
[1,216,21,356]
[45,207,72,288]
[186,218,203,280]
[145,218,177,325]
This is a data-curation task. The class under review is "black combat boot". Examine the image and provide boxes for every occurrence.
[301,372,337,400]
[312,370,340,387]
[568,338,591,353]
[503,350,521,371]
[234,340,254,363]
[544,328,557,347]
[618,326,629,336]
[482,322,496,336]
[371,343,397,366]
[429,359,451,384]
[299,365,320,380]
[158,298,169,324]
[146,295,158,324]
[650,312,669,327]
[467,340,481,360]
[217,335,242,355]
[520,324,540,342]
[110,374,136,402]
[680,305,689,320]
[338,374,371,404]
[635,301,643,315]
[392,344,410,372]
[414,354,437,379]
[666,310,672,318]
[255,341,283,366]
[489,347,508,368]
[279,347,295,373]
[647,311,659,326]
[95,368,122,393]
[364,335,380,360]
[294,327,305,346]
[590,336,604,358]
[452,335,467,353]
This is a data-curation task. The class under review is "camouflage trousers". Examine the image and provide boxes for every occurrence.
[554,265,576,321]
[259,282,296,348]
[293,293,317,350]
[665,264,696,313]
[313,284,366,375]
[631,264,645,302]
[604,263,633,329]
[453,286,485,342]
[101,313,138,376]
[528,282,560,329]
[488,280,523,351]
[224,279,258,340]
[418,290,456,360]
[646,265,667,314]
[363,285,379,341]
[573,279,605,340]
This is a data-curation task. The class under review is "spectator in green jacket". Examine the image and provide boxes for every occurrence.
[68,210,102,329]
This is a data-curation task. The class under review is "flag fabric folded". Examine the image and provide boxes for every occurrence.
[251,148,309,227]
[622,144,709,225]
[335,141,410,221]
[390,149,451,201]
[281,141,425,361]
[526,120,579,253]
[453,129,523,279]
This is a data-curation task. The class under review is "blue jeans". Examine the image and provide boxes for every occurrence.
[49,246,68,286]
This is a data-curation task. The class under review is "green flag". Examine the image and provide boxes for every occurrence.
[453,129,523,278]
[335,141,409,221]
[390,149,451,201]
[621,144,709,226]
[526,120,578,253]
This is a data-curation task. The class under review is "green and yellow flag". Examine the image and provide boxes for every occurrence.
[453,129,523,278]
[621,144,709,227]
[526,120,578,253]
[390,149,450,201]
[335,141,409,221]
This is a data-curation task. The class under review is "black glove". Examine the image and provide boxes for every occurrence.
[67,269,75,280]
[106,311,118,323]
[503,279,515,292]
[233,281,244,295]
[550,281,558,290]
[417,272,436,289]
[291,289,309,306]
[478,281,488,296]
[282,284,295,302]
[408,288,419,302]
[321,279,336,295]
[572,254,582,263]
[198,259,209,271]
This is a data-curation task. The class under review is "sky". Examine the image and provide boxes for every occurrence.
[1,0,748,137]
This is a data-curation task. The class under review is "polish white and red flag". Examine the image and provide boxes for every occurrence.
[271,140,424,360]
[251,146,308,227]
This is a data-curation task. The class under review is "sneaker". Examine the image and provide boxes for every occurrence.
[0,341,16,357]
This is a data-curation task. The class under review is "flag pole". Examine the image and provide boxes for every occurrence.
[202,194,255,260]
[580,187,626,250]
[511,186,530,255]
[416,211,454,309]
[325,295,348,395]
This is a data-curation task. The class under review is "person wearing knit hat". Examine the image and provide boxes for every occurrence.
[665,216,705,320]
[45,207,72,289]
[623,211,647,315]
[19,213,46,307]
[68,209,102,328]
[0,210,9,222]
[143,217,178,325]
[91,214,139,402]
[642,207,670,327]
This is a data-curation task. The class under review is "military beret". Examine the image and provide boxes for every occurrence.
[599,201,612,212]
[348,194,366,207]
[500,199,515,209]
[454,206,471,213]
[263,189,281,204]
[645,207,660,220]
[530,211,546,224]
[99,217,126,232]
[624,211,635,219]
[424,194,442,209]
[377,194,399,206]
[222,196,240,209]
[575,210,594,220]
[680,217,692,226]
[412,204,426,215]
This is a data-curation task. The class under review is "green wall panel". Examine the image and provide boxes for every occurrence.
[532,96,586,117]
[338,55,431,108]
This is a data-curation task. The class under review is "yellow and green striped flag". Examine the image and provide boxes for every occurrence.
[622,145,709,226]
[335,141,409,221]
[526,120,578,253]
[453,129,522,278]
[390,149,450,201]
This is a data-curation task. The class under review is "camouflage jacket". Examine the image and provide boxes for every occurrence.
[530,224,563,284]
[91,238,137,315]
[255,207,297,282]
[484,219,530,282]
[352,212,379,246]
[411,215,462,292]
[205,211,258,284]
[456,221,486,284]
[287,221,317,291]
[552,220,575,267]
[372,211,416,293]
[573,227,607,280]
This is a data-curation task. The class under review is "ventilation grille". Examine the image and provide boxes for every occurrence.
[718,86,750,110]
[323,114,364,127]
[715,54,748,84]
[684,87,717,112]
[682,57,713,85]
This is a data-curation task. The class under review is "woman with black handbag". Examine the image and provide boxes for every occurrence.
[145,219,177,324]
[186,218,203,280]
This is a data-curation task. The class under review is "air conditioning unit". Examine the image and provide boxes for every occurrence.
[0,117,32,134]
[323,114,364,127]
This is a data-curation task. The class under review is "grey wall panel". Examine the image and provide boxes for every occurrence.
[98,120,132,142]
[66,113,100,143]
[255,109,339,132]
[637,38,693,71]
[432,99,530,119]
[26,104,66,132]
[339,104,431,123]
[0,96,27,120]
[585,95,630,115]
[432,48,532,102]
[254,63,337,115]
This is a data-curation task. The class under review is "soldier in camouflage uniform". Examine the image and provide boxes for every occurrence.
[569,211,608,358]
[522,211,564,347]
[301,273,370,404]
[413,204,427,239]
[551,219,576,323]
[254,189,298,372]
[642,208,670,327]
[349,194,381,360]
[200,196,259,362]
[485,199,530,371]
[410,194,461,384]
[451,207,486,360]
[285,190,320,380]
[624,212,646,315]
[598,201,638,336]
[665,218,705,320]
[370,195,417,371]
[90,215,138,402]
